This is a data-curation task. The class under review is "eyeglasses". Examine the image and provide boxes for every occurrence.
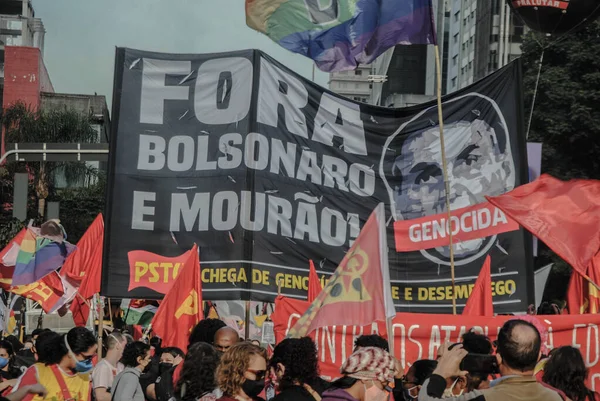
[247,369,266,380]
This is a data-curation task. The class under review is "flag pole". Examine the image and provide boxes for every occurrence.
[434,44,457,315]
[96,295,104,361]
[582,271,600,292]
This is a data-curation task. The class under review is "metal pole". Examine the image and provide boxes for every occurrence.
[0,148,109,165]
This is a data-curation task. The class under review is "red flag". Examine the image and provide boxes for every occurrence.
[9,272,64,313]
[462,255,493,316]
[307,260,322,303]
[151,244,202,352]
[487,175,600,276]
[567,254,600,314]
[71,297,90,327]
[61,214,104,294]
[288,204,395,338]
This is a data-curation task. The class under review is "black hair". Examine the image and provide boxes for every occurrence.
[150,336,162,352]
[411,359,438,386]
[4,336,23,353]
[66,327,96,354]
[161,347,185,359]
[31,329,45,338]
[496,319,541,372]
[0,340,15,356]
[175,342,219,401]
[543,346,594,401]
[331,376,359,389]
[23,335,33,344]
[270,337,320,390]
[537,302,560,315]
[122,341,150,368]
[188,319,226,346]
[353,335,389,352]
[462,331,493,355]
[36,331,67,365]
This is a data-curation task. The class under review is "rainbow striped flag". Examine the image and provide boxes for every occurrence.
[246,0,436,72]
[12,229,76,286]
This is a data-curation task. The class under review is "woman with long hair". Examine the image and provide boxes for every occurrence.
[543,346,600,401]
[321,347,394,401]
[0,340,25,395]
[269,337,329,401]
[111,341,151,401]
[175,342,220,401]
[11,327,97,401]
[216,342,267,401]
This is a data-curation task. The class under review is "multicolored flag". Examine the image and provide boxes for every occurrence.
[462,255,493,316]
[122,300,159,326]
[307,260,322,303]
[246,0,436,72]
[287,203,395,338]
[0,229,26,289]
[487,175,600,276]
[152,244,202,351]
[12,228,75,286]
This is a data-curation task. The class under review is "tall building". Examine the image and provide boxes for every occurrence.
[446,0,525,93]
[328,64,374,104]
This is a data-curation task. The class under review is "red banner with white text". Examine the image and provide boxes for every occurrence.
[394,202,520,252]
[272,297,600,390]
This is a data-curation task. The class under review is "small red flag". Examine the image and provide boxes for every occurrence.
[307,260,322,303]
[487,175,600,276]
[71,297,90,327]
[151,244,202,352]
[288,204,395,338]
[567,254,600,314]
[462,255,493,316]
[61,214,104,295]
[9,272,64,313]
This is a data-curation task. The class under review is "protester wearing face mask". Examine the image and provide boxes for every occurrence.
[150,347,185,401]
[11,327,97,400]
[216,342,268,401]
[398,359,437,401]
[111,341,151,401]
[321,347,394,401]
[92,332,127,401]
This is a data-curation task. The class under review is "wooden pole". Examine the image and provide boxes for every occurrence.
[244,300,251,340]
[434,45,457,315]
[96,295,104,361]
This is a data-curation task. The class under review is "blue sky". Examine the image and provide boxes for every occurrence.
[32,0,329,107]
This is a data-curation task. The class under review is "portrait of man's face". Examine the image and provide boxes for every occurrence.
[391,118,515,259]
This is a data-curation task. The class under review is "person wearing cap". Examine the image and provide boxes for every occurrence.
[321,347,394,401]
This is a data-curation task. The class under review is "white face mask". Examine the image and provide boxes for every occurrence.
[442,378,464,398]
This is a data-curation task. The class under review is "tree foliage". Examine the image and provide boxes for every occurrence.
[521,21,600,302]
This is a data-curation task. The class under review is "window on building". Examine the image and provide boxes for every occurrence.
[453,55,457,66]
[452,77,457,88]
[355,69,362,76]
[454,12,459,22]
[468,61,472,70]
[462,43,465,51]
[513,25,525,37]
[469,36,473,44]
[463,18,467,26]
[461,67,465,75]
[453,33,459,44]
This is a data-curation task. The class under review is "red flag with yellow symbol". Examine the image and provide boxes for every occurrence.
[567,253,600,314]
[9,272,64,313]
[288,204,395,338]
[151,244,202,352]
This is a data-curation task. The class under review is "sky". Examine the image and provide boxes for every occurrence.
[32,0,329,107]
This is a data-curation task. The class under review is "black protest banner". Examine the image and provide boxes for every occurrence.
[102,48,533,313]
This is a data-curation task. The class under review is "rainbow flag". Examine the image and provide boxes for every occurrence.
[246,0,436,72]
[12,229,76,286]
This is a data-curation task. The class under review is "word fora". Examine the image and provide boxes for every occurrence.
[139,57,369,156]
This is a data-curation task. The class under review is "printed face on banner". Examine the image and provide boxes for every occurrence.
[384,94,516,266]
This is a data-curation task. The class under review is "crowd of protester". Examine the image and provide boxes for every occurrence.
[0,316,597,401]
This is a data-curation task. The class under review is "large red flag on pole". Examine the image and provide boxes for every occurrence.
[287,204,395,338]
[151,244,202,351]
[307,260,322,303]
[462,255,493,316]
[487,175,600,277]
[567,253,600,314]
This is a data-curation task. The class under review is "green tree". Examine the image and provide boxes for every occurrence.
[2,102,99,217]
[521,21,600,302]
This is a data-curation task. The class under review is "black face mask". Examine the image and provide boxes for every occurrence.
[242,378,265,399]
[159,362,173,374]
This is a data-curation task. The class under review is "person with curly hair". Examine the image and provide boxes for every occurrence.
[543,346,599,401]
[269,337,329,401]
[216,342,267,401]
[111,341,151,401]
[322,347,394,401]
[11,327,97,401]
[174,342,221,401]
